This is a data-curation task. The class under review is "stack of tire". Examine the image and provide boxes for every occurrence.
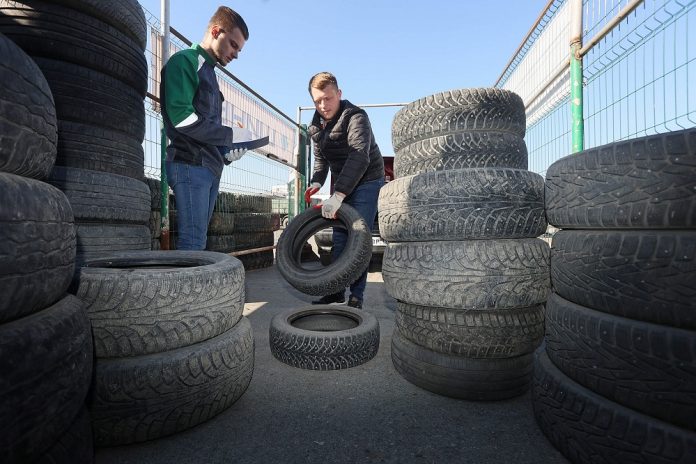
[71,250,254,446]
[532,128,696,462]
[171,191,276,269]
[380,88,549,400]
[146,176,163,250]
[0,0,151,265]
[1,34,93,463]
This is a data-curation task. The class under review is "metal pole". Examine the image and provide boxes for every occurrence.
[160,0,171,249]
[570,0,584,153]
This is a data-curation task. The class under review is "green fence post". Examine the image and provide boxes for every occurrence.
[570,0,584,153]
[160,125,170,250]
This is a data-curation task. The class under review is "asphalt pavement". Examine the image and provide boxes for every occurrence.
[96,264,569,464]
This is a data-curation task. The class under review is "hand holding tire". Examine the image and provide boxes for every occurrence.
[321,192,345,219]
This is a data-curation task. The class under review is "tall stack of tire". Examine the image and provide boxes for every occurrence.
[0,33,93,463]
[71,250,254,446]
[380,88,549,400]
[171,191,276,269]
[0,0,151,266]
[532,128,696,463]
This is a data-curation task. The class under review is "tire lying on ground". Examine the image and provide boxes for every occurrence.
[378,168,546,242]
[270,306,379,370]
[532,349,696,464]
[72,250,245,358]
[396,302,544,358]
[382,239,550,310]
[74,223,150,265]
[37,407,93,464]
[91,317,254,447]
[0,295,93,464]
[238,250,274,271]
[551,229,696,329]
[391,88,526,153]
[545,292,696,431]
[0,173,75,324]
[545,127,696,229]
[276,205,371,296]
[0,32,57,179]
[391,331,533,400]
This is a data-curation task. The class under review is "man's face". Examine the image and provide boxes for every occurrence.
[211,26,246,66]
[311,85,342,121]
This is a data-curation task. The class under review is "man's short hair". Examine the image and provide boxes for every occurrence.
[308,72,338,93]
[209,6,249,40]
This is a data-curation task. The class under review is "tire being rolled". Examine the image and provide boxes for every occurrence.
[276,205,371,296]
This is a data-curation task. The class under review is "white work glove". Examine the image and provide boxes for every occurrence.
[321,192,345,219]
[232,127,253,143]
[225,148,247,163]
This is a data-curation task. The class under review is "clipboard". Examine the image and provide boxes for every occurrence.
[230,136,269,151]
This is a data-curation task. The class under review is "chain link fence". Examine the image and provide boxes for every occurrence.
[496,0,695,177]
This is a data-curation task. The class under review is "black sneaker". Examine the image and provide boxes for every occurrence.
[347,295,363,309]
[312,292,345,305]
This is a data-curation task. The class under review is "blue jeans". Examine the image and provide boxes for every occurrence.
[166,161,220,250]
[332,177,384,301]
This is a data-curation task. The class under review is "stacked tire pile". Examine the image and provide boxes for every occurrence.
[71,250,254,446]
[1,34,94,463]
[532,128,696,462]
[0,0,151,265]
[171,191,276,269]
[146,177,163,250]
[380,89,549,400]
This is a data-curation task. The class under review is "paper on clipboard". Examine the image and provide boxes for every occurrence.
[230,136,270,151]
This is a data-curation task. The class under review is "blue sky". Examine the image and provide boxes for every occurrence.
[139,1,548,157]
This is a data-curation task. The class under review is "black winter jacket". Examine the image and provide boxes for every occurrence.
[308,100,384,195]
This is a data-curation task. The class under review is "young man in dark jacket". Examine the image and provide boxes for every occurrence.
[305,72,385,309]
[161,6,252,250]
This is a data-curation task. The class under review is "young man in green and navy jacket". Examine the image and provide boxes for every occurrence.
[161,6,251,250]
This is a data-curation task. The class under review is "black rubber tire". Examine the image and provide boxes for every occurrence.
[213,191,236,213]
[36,407,93,464]
[270,306,380,370]
[214,193,273,214]
[90,317,254,447]
[396,302,544,358]
[382,239,550,310]
[551,229,696,329]
[47,166,150,224]
[0,32,57,179]
[75,223,150,265]
[545,127,696,229]
[204,234,236,253]
[0,173,75,324]
[56,121,145,180]
[34,58,145,141]
[232,231,274,251]
[378,168,546,241]
[0,0,148,94]
[238,250,274,270]
[149,210,161,239]
[391,88,526,152]
[232,213,275,232]
[208,211,236,235]
[394,131,528,177]
[391,331,533,400]
[532,349,696,464]
[276,205,372,296]
[545,292,696,431]
[44,0,146,50]
[145,177,162,211]
[314,227,334,247]
[73,250,245,358]
[0,295,93,464]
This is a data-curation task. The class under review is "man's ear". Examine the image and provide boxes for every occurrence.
[211,25,221,39]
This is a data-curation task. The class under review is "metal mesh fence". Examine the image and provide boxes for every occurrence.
[496,0,695,177]
[141,6,296,200]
